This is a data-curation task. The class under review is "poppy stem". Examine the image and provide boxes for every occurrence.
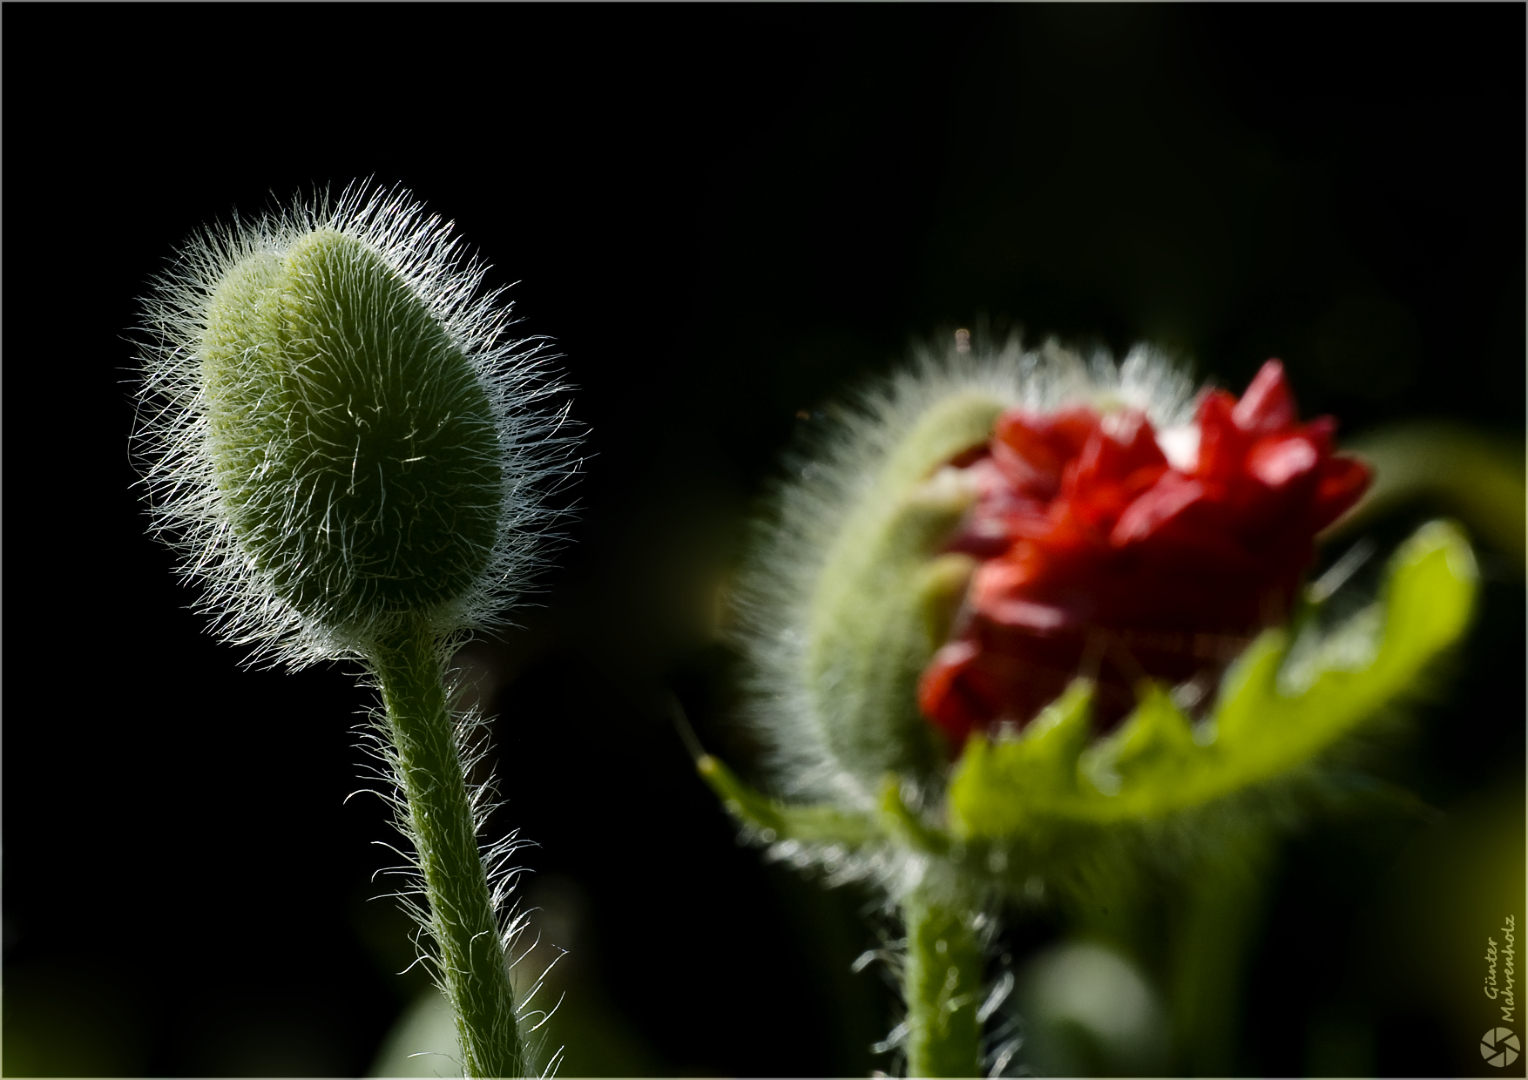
[902,884,984,1077]
[1167,836,1272,1076]
[372,620,524,1079]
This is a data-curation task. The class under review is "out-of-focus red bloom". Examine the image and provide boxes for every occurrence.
[919,360,1372,745]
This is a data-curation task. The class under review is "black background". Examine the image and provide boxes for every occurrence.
[4,5,1524,1078]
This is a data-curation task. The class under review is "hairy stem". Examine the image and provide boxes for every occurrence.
[903,885,984,1078]
[373,620,523,1079]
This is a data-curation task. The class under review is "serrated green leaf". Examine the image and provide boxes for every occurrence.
[945,679,1094,835]
[1080,682,1203,801]
[1207,519,1476,774]
[949,521,1478,837]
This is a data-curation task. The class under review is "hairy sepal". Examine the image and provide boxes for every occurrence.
[806,392,1003,793]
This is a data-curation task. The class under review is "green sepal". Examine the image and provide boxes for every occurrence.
[805,393,1002,792]
[949,520,1478,836]
[696,756,952,857]
[696,755,883,847]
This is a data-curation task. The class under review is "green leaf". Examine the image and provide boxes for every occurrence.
[940,679,1094,835]
[696,755,883,846]
[949,520,1478,837]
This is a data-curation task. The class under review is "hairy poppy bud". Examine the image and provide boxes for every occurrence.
[920,359,1372,743]
[735,339,1201,803]
[135,185,576,667]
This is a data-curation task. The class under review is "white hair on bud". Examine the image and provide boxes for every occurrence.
[133,181,581,669]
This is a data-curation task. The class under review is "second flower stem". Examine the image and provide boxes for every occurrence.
[372,620,523,1079]
[903,884,983,1078]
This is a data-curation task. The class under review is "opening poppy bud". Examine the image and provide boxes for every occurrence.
[919,359,1372,744]
[736,341,1208,805]
[718,340,1468,1080]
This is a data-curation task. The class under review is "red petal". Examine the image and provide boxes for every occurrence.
[919,365,1368,750]
[1111,474,1207,547]
[1194,390,1246,480]
[1306,455,1373,531]
[970,558,1078,631]
[1090,410,1168,477]
[1064,417,1171,535]
[993,407,1099,496]
[918,640,989,742]
[1246,433,1319,489]
[942,456,1054,556]
[1302,416,1337,455]
[1233,359,1298,435]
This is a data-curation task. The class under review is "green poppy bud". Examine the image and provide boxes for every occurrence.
[136,186,576,666]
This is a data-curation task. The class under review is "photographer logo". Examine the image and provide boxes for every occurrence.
[1481,1028,1519,1068]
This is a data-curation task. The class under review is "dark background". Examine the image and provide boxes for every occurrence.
[4,5,1523,1077]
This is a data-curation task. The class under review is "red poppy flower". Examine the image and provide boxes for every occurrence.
[918,360,1372,745]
